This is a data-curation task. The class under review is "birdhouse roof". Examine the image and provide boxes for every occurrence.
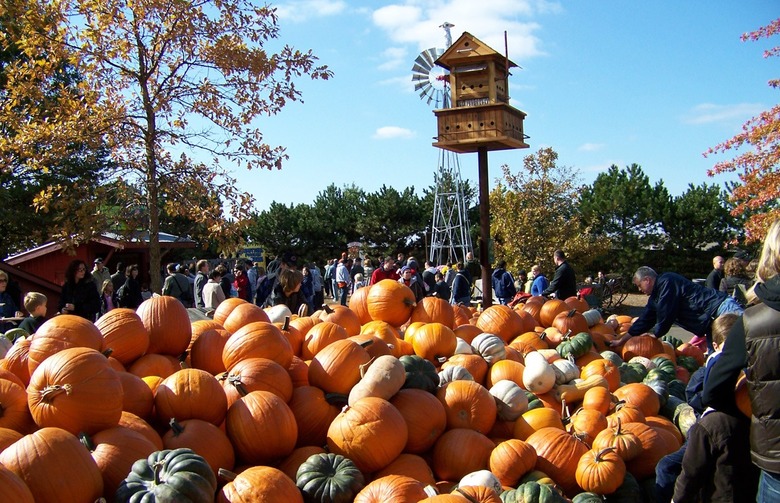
[434,31,519,71]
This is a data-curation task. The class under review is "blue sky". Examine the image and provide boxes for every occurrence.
[234,1,777,212]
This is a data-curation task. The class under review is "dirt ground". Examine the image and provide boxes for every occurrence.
[611,293,696,343]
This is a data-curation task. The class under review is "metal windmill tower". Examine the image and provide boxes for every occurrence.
[411,22,473,266]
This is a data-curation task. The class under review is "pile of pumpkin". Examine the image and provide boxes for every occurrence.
[0,278,750,502]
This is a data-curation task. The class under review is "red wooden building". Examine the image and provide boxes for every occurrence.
[1,231,195,317]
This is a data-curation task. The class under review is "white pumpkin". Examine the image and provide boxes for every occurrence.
[628,356,655,370]
[600,350,624,367]
[489,379,529,421]
[438,365,474,386]
[454,337,474,355]
[263,304,292,323]
[522,351,556,394]
[551,358,580,385]
[458,470,502,495]
[470,332,506,365]
[582,309,602,327]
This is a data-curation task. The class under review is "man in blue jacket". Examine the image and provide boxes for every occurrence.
[609,266,744,351]
[491,260,516,305]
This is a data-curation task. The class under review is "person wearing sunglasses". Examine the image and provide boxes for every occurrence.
[58,259,101,321]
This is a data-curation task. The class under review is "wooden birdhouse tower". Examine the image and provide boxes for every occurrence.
[432,32,529,153]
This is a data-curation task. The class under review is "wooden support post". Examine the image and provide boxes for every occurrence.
[478,146,492,308]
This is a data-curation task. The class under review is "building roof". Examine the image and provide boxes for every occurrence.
[4,231,196,265]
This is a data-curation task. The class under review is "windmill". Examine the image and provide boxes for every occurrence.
[412,22,473,266]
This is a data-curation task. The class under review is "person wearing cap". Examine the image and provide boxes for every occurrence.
[705,255,726,290]
[399,265,425,303]
[91,258,112,296]
[162,262,194,307]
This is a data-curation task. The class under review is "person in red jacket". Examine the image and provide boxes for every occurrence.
[370,257,400,285]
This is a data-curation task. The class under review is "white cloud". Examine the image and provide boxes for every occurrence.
[372,0,560,60]
[682,103,764,125]
[578,142,605,152]
[373,126,416,139]
[378,47,408,71]
[275,0,347,22]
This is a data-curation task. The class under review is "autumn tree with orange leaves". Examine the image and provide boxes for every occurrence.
[0,0,331,291]
[706,18,780,242]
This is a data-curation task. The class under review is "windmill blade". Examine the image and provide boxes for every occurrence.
[414,81,432,92]
[420,47,440,69]
[411,62,432,77]
[412,73,429,83]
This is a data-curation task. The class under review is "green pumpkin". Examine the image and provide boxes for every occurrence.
[660,335,683,349]
[556,331,593,360]
[604,472,642,503]
[115,448,216,503]
[399,354,440,393]
[676,355,701,373]
[643,368,674,384]
[524,390,545,411]
[667,379,687,400]
[3,327,28,343]
[500,481,567,503]
[651,357,676,375]
[572,492,605,503]
[296,452,365,503]
[618,363,643,384]
[643,378,669,407]
[627,362,649,380]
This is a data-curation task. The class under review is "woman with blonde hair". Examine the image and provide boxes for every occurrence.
[703,218,780,501]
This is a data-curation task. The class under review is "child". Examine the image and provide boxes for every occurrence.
[18,292,48,335]
[353,273,367,292]
[433,271,451,301]
[100,279,118,316]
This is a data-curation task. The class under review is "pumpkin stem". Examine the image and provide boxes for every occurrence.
[218,468,238,482]
[39,384,72,403]
[152,460,165,485]
[437,356,448,364]
[227,376,249,396]
[169,418,184,436]
[79,432,96,452]
[102,348,113,358]
[282,316,291,331]
[177,351,189,368]
[594,446,617,461]
[359,357,376,378]
[423,485,438,497]
[322,304,334,314]
[358,339,374,349]
[454,488,481,503]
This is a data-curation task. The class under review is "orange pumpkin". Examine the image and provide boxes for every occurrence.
[366,279,417,326]
[226,390,298,465]
[82,426,157,497]
[0,463,33,503]
[218,357,293,408]
[288,386,341,448]
[0,427,103,502]
[308,339,371,395]
[442,353,488,385]
[525,427,589,496]
[28,347,123,435]
[348,285,373,325]
[154,368,228,426]
[592,418,643,461]
[411,322,457,364]
[0,427,23,451]
[564,295,590,313]
[375,453,437,486]
[539,299,569,327]
[136,295,192,356]
[289,315,320,339]
[96,308,150,365]
[581,359,621,392]
[391,388,447,454]
[354,475,428,503]
[27,314,104,376]
[212,297,248,326]
[278,446,327,481]
[287,356,310,388]
[118,411,164,450]
[514,408,564,440]
[327,396,408,473]
[476,305,527,343]
[575,447,626,495]
[613,383,661,417]
[163,418,235,474]
[567,408,608,447]
[318,304,362,336]
[410,296,456,328]
[622,421,672,480]
[486,359,525,388]
[453,324,482,344]
[222,321,293,370]
[621,334,663,361]
[189,323,231,375]
[437,379,497,434]
[128,353,182,379]
[607,402,646,427]
[676,342,706,367]
[432,428,495,482]
[218,465,303,503]
[274,317,304,357]
[551,309,589,336]
[581,386,615,416]
[222,302,270,334]
[3,338,31,385]
[116,371,154,420]
[302,321,349,360]
[489,438,537,487]
[0,377,34,433]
